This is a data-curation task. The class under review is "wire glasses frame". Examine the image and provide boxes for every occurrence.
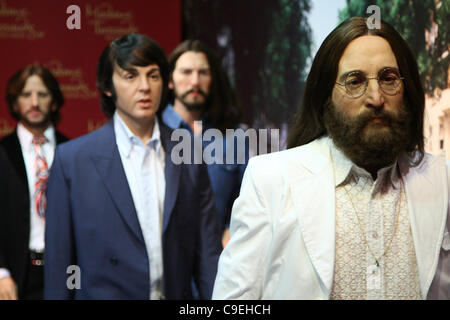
[335,67,405,98]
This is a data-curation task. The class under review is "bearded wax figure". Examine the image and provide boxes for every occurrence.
[0,64,68,300]
[163,40,248,247]
[212,17,450,300]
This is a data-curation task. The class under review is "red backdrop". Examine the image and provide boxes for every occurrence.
[0,0,181,139]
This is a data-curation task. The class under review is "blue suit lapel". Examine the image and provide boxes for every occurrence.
[90,119,145,245]
[160,122,181,234]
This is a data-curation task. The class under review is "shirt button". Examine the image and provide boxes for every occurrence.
[110,257,118,266]
[372,231,379,239]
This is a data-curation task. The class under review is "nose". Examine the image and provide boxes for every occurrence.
[138,75,150,92]
[365,78,384,109]
[31,92,39,106]
[190,72,200,88]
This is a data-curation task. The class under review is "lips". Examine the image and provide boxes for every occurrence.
[368,116,389,126]
[182,89,206,99]
[137,99,152,107]
[28,109,42,116]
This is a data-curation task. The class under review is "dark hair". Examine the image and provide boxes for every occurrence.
[287,17,425,162]
[168,39,241,132]
[5,63,64,124]
[97,33,169,118]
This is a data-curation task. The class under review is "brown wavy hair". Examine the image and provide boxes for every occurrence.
[6,63,64,124]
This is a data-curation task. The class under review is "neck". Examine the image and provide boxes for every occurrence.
[365,166,381,181]
[20,121,50,137]
[117,111,155,145]
[173,99,203,131]
[355,160,395,181]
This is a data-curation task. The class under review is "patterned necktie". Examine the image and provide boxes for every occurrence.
[33,135,49,218]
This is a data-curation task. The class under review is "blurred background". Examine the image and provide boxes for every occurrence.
[0,0,448,157]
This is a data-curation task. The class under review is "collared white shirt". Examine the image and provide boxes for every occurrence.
[114,112,166,300]
[329,139,421,300]
[18,122,56,252]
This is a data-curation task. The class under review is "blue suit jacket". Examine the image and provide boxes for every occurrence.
[44,119,222,299]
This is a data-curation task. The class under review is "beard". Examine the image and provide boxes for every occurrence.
[323,98,413,170]
[174,88,209,111]
[20,107,52,130]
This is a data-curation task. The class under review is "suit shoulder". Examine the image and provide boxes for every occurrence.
[0,132,17,147]
[55,127,107,159]
[245,148,302,182]
[55,130,70,143]
[247,145,314,171]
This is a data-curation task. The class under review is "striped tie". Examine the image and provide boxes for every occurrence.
[33,135,48,218]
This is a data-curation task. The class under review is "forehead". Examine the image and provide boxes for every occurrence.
[114,63,160,73]
[22,74,48,91]
[337,35,398,75]
[175,51,210,69]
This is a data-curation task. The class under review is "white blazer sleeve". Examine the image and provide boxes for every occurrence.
[212,157,271,299]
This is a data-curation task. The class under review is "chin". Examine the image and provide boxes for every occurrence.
[24,117,49,127]
[138,110,157,120]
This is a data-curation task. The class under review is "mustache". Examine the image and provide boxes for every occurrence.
[355,109,395,126]
[27,106,43,113]
[180,89,207,99]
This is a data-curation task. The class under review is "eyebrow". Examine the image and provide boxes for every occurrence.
[178,67,211,71]
[21,89,50,94]
[337,66,400,82]
[338,70,363,82]
[116,65,160,74]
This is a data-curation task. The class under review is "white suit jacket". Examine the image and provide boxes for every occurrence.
[213,137,450,300]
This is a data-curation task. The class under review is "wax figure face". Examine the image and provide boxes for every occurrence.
[13,74,55,130]
[107,63,163,128]
[170,51,211,111]
[324,35,412,169]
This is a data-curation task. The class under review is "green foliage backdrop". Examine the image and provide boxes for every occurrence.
[339,0,449,95]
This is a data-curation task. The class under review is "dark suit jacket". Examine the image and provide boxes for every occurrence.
[44,119,222,300]
[0,129,68,299]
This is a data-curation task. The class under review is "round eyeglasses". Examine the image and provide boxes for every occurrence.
[335,67,405,98]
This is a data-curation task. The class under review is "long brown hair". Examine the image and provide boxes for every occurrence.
[6,63,64,124]
[287,17,424,162]
[168,39,241,132]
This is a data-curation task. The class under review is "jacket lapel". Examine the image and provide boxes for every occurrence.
[160,122,181,234]
[284,138,336,296]
[3,131,28,186]
[400,153,448,298]
[90,120,145,244]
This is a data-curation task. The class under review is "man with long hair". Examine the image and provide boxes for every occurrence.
[0,64,68,300]
[213,17,449,299]
[163,40,248,246]
[44,34,221,299]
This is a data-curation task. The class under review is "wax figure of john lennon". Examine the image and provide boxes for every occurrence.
[213,17,450,300]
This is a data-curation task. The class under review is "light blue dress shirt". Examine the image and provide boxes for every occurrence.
[114,112,165,300]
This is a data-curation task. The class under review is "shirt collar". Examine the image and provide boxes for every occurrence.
[162,104,185,130]
[162,104,211,132]
[328,136,400,188]
[17,121,56,152]
[114,111,162,158]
